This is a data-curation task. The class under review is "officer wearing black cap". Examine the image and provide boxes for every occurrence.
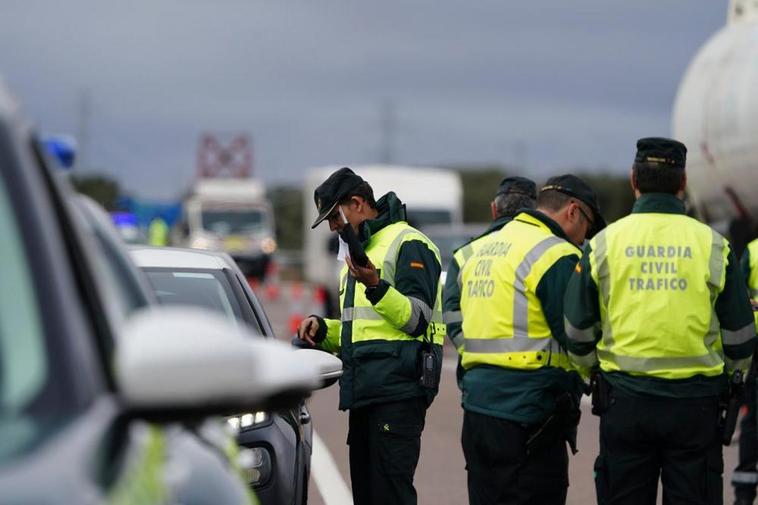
[442,176,537,385]
[458,173,603,505]
[297,167,444,505]
[564,138,756,505]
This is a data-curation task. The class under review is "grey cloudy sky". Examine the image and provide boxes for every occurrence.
[1,1,727,199]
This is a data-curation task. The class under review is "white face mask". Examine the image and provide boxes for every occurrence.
[336,206,350,263]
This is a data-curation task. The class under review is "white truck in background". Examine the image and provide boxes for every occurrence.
[304,165,463,316]
[175,178,277,280]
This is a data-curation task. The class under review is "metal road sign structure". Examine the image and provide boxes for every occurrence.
[196,133,253,178]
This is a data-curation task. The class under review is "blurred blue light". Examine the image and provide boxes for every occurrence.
[43,135,77,169]
[111,211,138,227]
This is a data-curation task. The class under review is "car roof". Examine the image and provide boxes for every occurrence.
[129,246,236,270]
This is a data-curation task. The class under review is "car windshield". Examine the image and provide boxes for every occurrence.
[143,268,242,328]
[0,162,51,464]
[201,209,265,235]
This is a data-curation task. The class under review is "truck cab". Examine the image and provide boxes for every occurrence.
[176,178,277,280]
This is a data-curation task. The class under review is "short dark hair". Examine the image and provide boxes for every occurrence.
[493,193,535,218]
[340,181,376,208]
[633,162,684,194]
[537,189,573,212]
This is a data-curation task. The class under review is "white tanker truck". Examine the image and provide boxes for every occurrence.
[672,0,758,251]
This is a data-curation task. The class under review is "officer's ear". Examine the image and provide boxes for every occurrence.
[630,168,638,193]
[490,201,498,220]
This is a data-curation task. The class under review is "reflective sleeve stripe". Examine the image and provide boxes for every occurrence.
[401,296,433,333]
[569,350,598,369]
[597,349,722,373]
[448,329,465,351]
[341,307,383,322]
[565,317,596,343]
[732,471,758,485]
[708,230,725,291]
[464,336,552,353]
[443,310,463,325]
[725,356,752,374]
[512,236,565,335]
[432,309,444,323]
[722,323,757,346]
[381,229,420,284]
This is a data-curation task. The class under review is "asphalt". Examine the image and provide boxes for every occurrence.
[260,281,741,505]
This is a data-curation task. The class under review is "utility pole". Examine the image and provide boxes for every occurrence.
[380,100,395,164]
[76,89,91,171]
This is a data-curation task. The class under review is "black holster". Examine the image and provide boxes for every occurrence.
[720,369,745,446]
[590,371,611,416]
[526,392,581,455]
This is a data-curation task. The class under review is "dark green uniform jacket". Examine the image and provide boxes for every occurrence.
[462,210,586,425]
[314,192,442,410]
[564,193,756,397]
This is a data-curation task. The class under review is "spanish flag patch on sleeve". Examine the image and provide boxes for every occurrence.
[410,261,425,269]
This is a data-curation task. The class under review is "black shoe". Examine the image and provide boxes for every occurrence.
[735,498,754,505]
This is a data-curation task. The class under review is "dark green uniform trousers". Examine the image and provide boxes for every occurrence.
[347,397,427,505]
[461,410,569,505]
[595,393,723,505]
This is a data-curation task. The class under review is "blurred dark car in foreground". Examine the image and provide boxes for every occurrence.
[130,246,342,505]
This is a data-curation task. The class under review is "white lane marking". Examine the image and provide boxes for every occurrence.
[311,430,353,505]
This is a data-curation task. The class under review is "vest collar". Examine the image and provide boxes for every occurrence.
[513,209,571,243]
[632,193,686,215]
[358,192,406,244]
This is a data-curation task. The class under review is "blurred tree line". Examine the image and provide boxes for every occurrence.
[72,170,634,253]
[70,174,121,210]
[457,166,634,225]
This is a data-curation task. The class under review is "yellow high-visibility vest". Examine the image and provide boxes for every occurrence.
[460,212,579,371]
[584,213,732,380]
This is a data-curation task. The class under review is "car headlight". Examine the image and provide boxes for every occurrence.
[260,237,277,255]
[238,447,272,487]
[226,411,269,433]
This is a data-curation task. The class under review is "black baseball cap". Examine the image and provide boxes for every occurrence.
[541,174,606,239]
[635,137,687,169]
[496,176,537,199]
[311,167,365,229]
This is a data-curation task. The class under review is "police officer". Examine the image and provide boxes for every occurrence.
[443,176,537,386]
[733,237,758,505]
[564,138,757,505]
[459,174,604,505]
[297,167,444,505]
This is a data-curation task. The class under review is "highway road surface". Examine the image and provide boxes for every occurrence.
[260,281,741,505]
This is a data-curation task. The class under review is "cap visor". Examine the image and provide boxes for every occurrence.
[310,201,339,229]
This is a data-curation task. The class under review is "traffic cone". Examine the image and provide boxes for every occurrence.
[264,260,281,301]
[287,281,305,336]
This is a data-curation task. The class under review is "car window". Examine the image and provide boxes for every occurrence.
[0,170,49,464]
[70,198,150,325]
[143,268,242,328]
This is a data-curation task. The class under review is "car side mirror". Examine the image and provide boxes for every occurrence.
[117,306,321,418]
[296,349,342,389]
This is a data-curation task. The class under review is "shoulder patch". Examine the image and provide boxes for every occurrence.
[410,261,425,269]
[575,263,582,273]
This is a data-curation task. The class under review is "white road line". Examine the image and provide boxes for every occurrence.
[311,430,353,505]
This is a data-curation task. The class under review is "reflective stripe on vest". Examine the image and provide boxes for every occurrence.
[463,235,565,354]
[591,214,728,379]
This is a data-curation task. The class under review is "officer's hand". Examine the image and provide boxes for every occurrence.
[297,316,320,346]
[346,257,380,287]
